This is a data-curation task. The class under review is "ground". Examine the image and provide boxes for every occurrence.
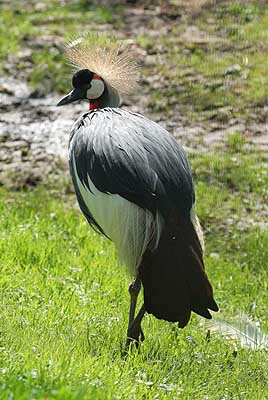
[0,1,268,399]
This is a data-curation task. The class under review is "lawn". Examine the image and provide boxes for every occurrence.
[1,144,268,399]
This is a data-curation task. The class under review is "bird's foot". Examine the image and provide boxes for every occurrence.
[125,321,145,350]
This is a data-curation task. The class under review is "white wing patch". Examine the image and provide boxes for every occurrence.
[190,206,205,252]
[72,156,163,275]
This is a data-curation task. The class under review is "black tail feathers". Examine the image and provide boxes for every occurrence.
[139,213,218,327]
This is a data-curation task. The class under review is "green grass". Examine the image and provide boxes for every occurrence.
[141,1,268,121]
[0,1,116,93]
[1,145,268,399]
[1,1,268,398]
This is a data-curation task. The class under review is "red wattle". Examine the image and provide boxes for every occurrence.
[92,73,101,80]
[89,99,99,110]
[89,73,103,110]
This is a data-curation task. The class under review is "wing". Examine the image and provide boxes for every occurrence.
[69,108,195,228]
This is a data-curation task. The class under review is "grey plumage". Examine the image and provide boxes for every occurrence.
[69,107,195,231]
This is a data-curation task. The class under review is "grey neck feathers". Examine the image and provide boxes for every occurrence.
[98,83,121,108]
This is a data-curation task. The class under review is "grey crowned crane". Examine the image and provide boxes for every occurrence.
[57,35,218,349]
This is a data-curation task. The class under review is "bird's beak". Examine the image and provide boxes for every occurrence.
[57,88,84,106]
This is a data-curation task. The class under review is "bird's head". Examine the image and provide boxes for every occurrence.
[57,69,106,110]
[57,34,139,110]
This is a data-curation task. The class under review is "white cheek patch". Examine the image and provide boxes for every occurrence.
[86,79,105,99]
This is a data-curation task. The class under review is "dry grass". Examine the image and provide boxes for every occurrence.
[180,0,245,15]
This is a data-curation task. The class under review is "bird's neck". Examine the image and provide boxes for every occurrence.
[89,83,121,110]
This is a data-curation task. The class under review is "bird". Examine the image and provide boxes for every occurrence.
[57,34,219,349]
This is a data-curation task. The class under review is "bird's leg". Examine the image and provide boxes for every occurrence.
[125,278,145,350]
[127,277,141,328]
[126,304,146,350]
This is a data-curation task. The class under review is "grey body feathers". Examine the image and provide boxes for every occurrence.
[69,107,195,224]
